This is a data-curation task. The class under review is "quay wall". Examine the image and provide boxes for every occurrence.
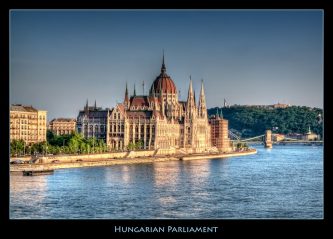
[10,149,257,172]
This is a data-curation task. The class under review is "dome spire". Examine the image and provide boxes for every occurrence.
[161,49,166,73]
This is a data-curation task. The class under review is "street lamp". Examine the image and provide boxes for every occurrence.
[63,139,66,154]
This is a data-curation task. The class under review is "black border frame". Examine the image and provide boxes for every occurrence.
[2,1,331,238]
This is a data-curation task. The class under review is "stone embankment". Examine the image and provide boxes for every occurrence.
[10,149,257,172]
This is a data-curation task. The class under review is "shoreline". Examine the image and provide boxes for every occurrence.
[10,149,257,172]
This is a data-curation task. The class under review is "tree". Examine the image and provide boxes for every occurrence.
[208,106,323,138]
[10,139,25,156]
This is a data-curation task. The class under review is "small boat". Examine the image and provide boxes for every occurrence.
[23,170,54,176]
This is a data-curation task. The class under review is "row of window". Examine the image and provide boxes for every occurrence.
[11,131,45,135]
[52,127,74,130]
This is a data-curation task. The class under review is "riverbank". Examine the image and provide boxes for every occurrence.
[10,149,257,172]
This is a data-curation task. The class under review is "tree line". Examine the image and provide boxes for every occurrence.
[208,106,323,138]
[10,131,108,157]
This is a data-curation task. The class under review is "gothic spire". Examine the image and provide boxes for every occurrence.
[124,82,129,105]
[94,100,97,109]
[161,50,166,73]
[198,79,207,118]
[133,83,136,96]
[186,76,196,117]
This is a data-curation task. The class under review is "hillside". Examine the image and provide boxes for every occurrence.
[208,106,323,138]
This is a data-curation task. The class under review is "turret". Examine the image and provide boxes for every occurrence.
[198,80,207,118]
[161,50,166,74]
[186,76,196,118]
[124,82,129,107]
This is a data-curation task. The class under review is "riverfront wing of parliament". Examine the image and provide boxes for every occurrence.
[77,56,231,154]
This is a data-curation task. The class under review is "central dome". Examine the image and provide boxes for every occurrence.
[150,56,177,95]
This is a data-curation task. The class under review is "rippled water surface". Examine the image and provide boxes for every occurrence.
[10,145,323,219]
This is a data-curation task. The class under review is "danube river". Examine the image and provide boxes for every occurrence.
[10,145,323,219]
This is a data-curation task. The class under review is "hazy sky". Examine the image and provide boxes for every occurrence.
[10,10,323,121]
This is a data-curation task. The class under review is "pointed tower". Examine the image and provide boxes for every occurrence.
[186,76,196,118]
[198,79,207,118]
[94,100,97,109]
[161,49,166,74]
[85,99,89,114]
[124,82,129,108]
[133,83,136,96]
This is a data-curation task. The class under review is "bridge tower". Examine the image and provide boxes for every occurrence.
[264,130,273,148]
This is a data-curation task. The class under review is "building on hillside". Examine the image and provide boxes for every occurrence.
[76,101,109,142]
[48,118,76,135]
[10,104,47,144]
[208,109,232,152]
[272,103,290,109]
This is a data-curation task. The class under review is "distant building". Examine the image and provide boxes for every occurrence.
[209,110,232,153]
[48,118,76,135]
[10,104,47,144]
[76,101,109,142]
[272,133,285,142]
[272,103,290,109]
[303,126,320,141]
[286,133,303,140]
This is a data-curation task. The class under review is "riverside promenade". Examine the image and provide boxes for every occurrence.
[10,149,257,172]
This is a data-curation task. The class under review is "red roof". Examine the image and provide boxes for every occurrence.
[150,72,177,94]
[130,96,150,107]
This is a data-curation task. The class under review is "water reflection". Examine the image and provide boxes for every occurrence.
[10,174,48,219]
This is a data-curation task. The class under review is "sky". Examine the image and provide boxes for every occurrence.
[10,10,323,121]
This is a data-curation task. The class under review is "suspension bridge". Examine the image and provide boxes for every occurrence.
[229,130,323,148]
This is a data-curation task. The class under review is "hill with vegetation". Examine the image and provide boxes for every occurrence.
[208,106,323,138]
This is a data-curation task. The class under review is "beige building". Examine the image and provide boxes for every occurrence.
[272,103,290,108]
[10,104,47,144]
[272,133,285,142]
[107,55,212,154]
[49,118,76,135]
[303,127,320,141]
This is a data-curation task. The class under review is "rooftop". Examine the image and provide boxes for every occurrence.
[50,118,76,123]
[10,104,38,112]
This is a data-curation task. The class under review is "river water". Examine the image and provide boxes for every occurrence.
[10,145,323,219]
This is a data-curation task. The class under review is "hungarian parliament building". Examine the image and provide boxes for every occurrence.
[77,56,231,154]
